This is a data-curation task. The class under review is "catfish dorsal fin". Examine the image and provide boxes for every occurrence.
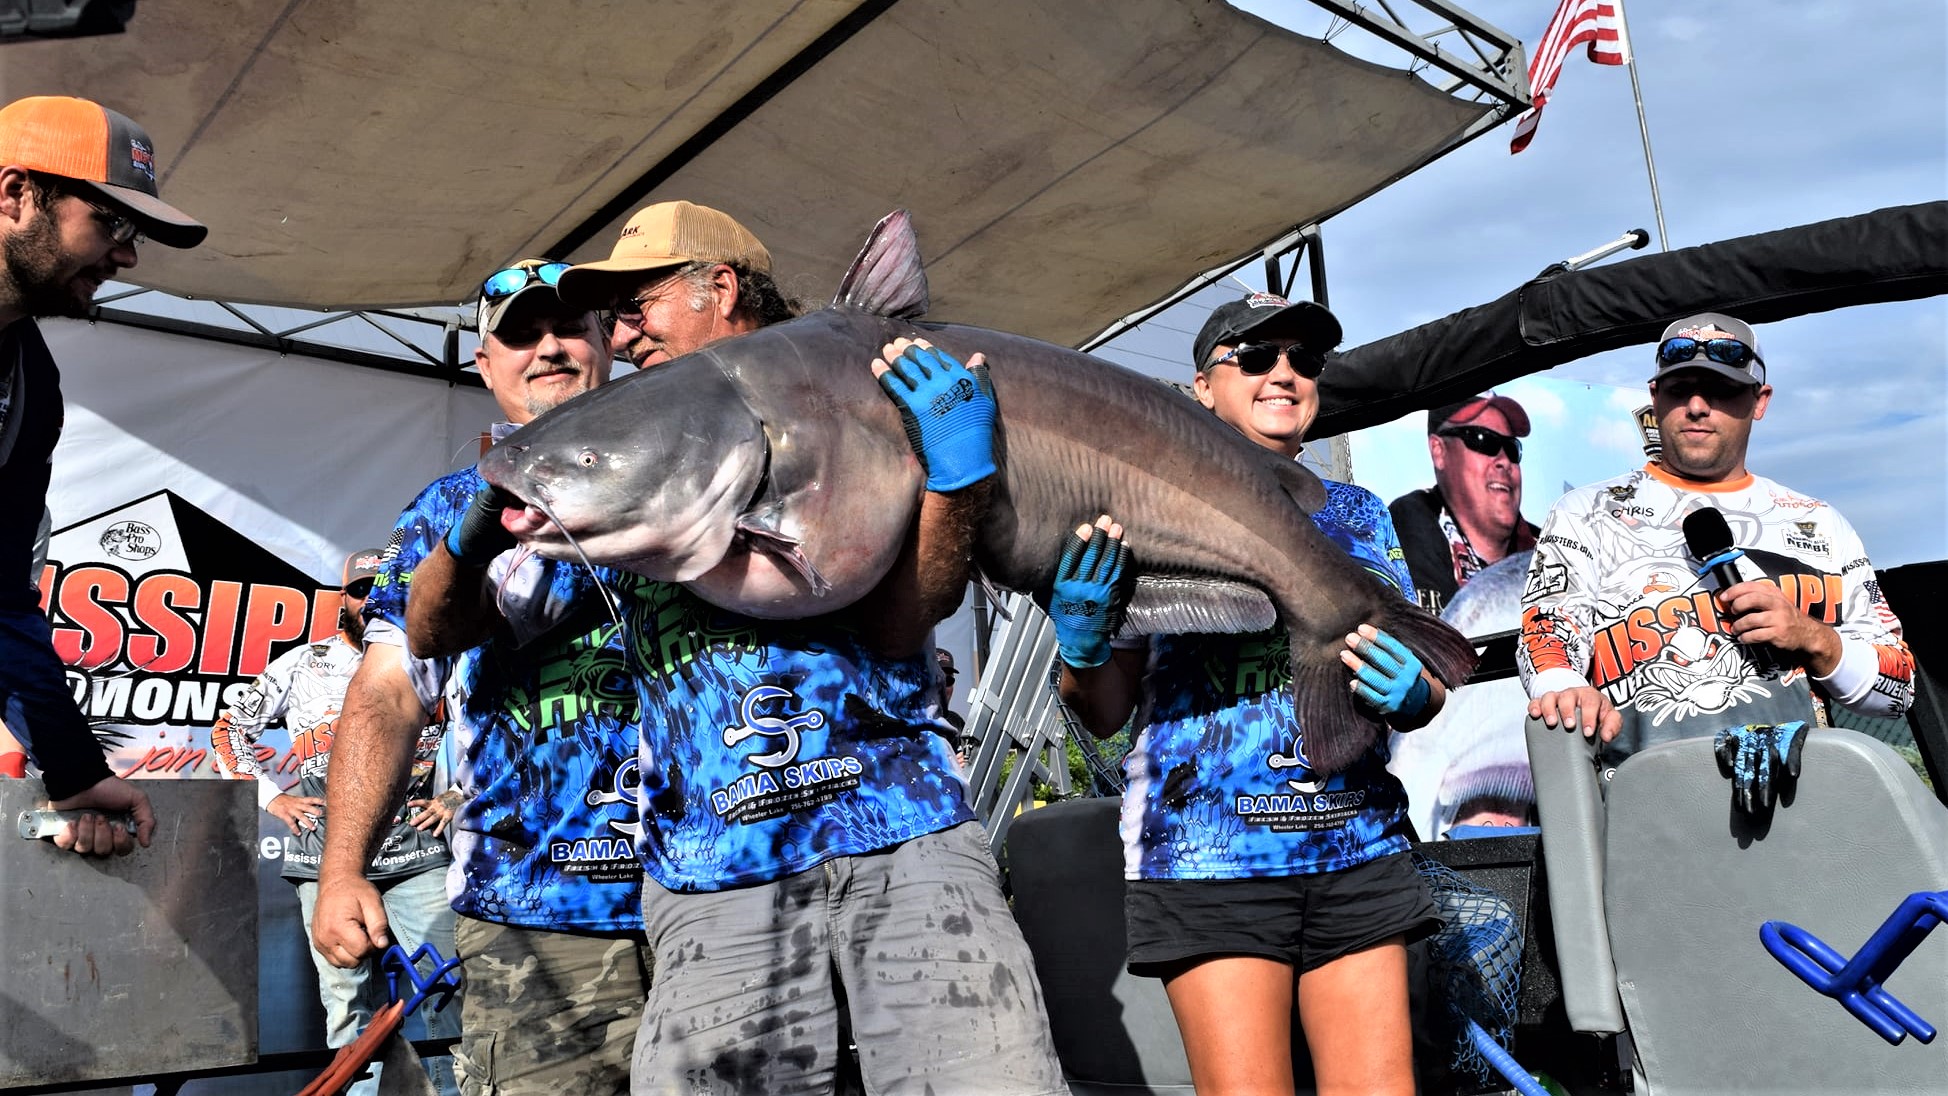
[832,209,929,319]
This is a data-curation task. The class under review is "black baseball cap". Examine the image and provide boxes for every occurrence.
[1192,293,1342,371]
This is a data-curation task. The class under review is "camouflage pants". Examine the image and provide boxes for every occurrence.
[453,915,654,1096]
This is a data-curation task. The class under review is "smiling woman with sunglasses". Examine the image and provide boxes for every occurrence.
[1058,293,1447,1096]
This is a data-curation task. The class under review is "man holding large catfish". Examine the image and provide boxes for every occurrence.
[411,202,1067,1096]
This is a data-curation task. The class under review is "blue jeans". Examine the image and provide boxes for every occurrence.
[297,868,462,1096]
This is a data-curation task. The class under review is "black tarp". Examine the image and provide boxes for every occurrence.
[1313,201,1948,437]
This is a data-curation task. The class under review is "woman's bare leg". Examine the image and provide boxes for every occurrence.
[1161,955,1297,1095]
[1296,935,1414,1096]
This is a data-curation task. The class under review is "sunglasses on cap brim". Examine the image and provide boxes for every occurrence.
[1206,342,1328,379]
[1437,424,1523,464]
[482,262,571,301]
[1656,336,1762,373]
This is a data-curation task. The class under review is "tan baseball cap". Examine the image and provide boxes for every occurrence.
[0,96,206,248]
[557,201,771,310]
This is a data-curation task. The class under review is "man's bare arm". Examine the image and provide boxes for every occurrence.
[312,647,428,967]
[406,540,501,658]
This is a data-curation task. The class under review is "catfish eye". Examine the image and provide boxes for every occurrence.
[577,449,600,468]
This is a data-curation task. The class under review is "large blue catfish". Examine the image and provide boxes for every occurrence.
[480,212,1475,774]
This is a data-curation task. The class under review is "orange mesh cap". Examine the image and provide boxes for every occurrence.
[0,95,206,248]
[558,201,770,309]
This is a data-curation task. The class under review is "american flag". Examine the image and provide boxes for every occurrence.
[1510,0,1632,153]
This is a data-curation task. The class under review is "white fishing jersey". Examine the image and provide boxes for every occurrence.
[1517,463,1913,767]
[211,633,448,880]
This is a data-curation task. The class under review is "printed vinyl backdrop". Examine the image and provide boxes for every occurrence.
[33,317,499,1086]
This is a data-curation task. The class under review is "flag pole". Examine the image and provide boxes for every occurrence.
[1615,1,1670,251]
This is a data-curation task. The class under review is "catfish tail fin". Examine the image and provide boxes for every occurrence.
[1292,646,1386,777]
[1289,600,1480,777]
[832,209,930,319]
[1376,599,1481,689]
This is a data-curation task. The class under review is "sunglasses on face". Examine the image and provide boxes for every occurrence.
[1656,336,1762,372]
[84,200,144,247]
[1206,342,1328,379]
[1438,424,1523,463]
[482,262,570,301]
[1654,372,1756,403]
[344,578,375,599]
[608,277,695,325]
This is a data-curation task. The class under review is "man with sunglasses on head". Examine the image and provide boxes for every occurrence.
[1389,395,1538,613]
[401,201,1066,1096]
[1518,313,1914,781]
[312,258,649,1096]
[0,96,206,858]
[211,549,460,1096]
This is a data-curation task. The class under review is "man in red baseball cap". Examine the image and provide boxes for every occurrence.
[1389,393,1538,613]
[0,95,206,857]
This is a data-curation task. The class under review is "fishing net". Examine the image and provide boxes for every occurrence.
[1415,853,1525,1084]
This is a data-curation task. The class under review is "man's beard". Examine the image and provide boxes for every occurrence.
[3,214,92,320]
[339,605,366,645]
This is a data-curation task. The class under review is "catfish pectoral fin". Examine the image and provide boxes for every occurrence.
[734,507,834,596]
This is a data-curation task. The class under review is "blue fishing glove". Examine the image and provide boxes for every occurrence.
[443,484,518,566]
[1348,628,1432,717]
[875,342,997,492]
[1713,721,1808,813]
[1049,523,1129,669]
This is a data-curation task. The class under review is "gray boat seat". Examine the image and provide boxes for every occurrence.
[1006,797,1196,1095]
[1530,720,1948,1095]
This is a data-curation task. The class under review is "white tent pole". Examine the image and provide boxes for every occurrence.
[1617,1,1671,252]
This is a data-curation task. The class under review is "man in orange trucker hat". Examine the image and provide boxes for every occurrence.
[0,95,207,856]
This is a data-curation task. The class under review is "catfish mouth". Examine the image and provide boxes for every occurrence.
[501,500,565,542]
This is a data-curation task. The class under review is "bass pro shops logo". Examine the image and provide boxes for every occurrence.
[99,521,161,561]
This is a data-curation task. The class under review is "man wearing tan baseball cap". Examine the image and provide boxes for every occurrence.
[414,203,1068,1094]
[557,199,795,368]
[0,95,206,859]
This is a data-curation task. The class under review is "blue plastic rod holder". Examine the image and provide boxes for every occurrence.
[382,941,464,1018]
[1761,890,1945,1046]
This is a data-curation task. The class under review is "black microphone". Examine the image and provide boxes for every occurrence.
[1683,506,1773,670]
[1682,507,1744,594]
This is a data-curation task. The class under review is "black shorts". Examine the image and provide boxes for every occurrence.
[1124,850,1442,977]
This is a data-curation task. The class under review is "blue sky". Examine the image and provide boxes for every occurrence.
[1092,0,1947,568]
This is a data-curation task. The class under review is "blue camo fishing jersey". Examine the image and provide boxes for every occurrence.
[616,581,975,893]
[1122,480,1417,881]
[369,465,643,933]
